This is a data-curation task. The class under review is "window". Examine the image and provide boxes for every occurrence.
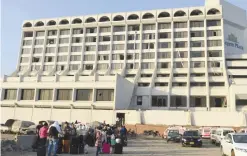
[157,62,170,69]
[85,36,97,42]
[207,30,221,37]
[155,83,168,87]
[86,27,97,33]
[24,32,33,37]
[157,74,169,77]
[43,65,53,71]
[39,89,53,100]
[207,40,222,47]
[157,52,171,58]
[152,96,167,107]
[174,62,188,68]
[142,52,155,59]
[190,21,204,28]
[36,31,45,37]
[174,22,187,28]
[100,27,111,33]
[174,42,187,48]
[141,74,152,77]
[97,63,109,70]
[126,54,133,60]
[84,55,95,61]
[99,36,111,42]
[98,45,110,51]
[127,43,139,50]
[19,66,28,71]
[143,33,155,40]
[72,37,82,43]
[33,48,43,54]
[58,46,68,53]
[172,82,187,87]
[112,54,124,60]
[85,45,96,51]
[208,61,221,68]
[174,51,188,58]
[45,56,54,62]
[209,82,225,86]
[207,20,221,27]
[48,30,57,36]
[128,34,140,40]
[112,63,124,69]
[113,44,124,50]
[57,56,67,62]
[84,64,93,70]
[142,43,154,49]
[20,57,29,63]
[113,26,125,32]
[96,89,114,101]
[128,25,140,31]
[141,62,154,69]
[113,35,125,41]
[23,40,32,46]
[31,65,40,71]
[158,23,171,29]
[173,73,187,77]
[46,47,56,53]
[209,51,222,57]
[73,28,83,34]
[143,24,155,30]
[137,96,142,105]
[126,63,134,69]
[35,39,44,45]
[191,41,204,47]
[71,46,82,52]
[57,89,72,100]
[128,14,139,20]
[159,32,171,39]
[47,39,56,45]
[69,64,79,70]
[190,83,206,87]
[76,89,93,101]
[174,32,187,38]
[191,61,205,68]
[21,89,35,100]
[191,31,204,37]
[59,38,69,44]
[22,48,31,54]
[135,53,140,59]
[138,83,150,87]
[191,51,204,58]
[60,29,70,35]
[32,57,40,62]
[191,73,205,77]
[70,55,81,61]
[4,89,17,100]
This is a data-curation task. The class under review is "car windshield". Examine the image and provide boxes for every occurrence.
[183,131,199,137]
[168,130,179,136]
[233,135,247,143]
[204,129,210,133]
[223,130,234,136]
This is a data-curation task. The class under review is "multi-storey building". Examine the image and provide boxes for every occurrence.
[1,0,247,126]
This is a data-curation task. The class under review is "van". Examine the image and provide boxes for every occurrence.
[199,127,211,139]
[11,120,35,133]
[215,128,235,146]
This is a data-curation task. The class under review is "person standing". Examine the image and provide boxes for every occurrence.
[39,122,48,146]
[47,121,62,156]
[95,127,102,156]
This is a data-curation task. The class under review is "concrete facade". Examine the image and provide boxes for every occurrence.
[1,0,247,126]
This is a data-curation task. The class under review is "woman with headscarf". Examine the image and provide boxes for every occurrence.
[47,121,62,156]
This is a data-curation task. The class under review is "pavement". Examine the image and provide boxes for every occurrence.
[2,137,220,156]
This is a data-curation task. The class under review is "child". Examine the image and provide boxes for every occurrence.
[110,134,116,154]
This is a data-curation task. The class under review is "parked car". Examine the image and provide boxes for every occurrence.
[221,133,247,156]
[210,128,217,144]
[215,128,235,146]
[166,129,181,143]
[11,120,35,134]
[21,125,37,135]
[163,126,186,139]
[181,130,202,147]
[199,127,211,139]
[238,128,247,133]
[0,119,17,133]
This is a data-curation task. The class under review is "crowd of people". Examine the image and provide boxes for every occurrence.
[34,120,127,156]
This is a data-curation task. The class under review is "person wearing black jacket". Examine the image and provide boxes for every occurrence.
[106,127,113,144]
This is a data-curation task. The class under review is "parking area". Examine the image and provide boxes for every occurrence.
[2,138,220,156]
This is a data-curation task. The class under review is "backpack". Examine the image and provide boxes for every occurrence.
[49,126,58,137]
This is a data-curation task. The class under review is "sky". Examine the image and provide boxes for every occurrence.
[1,0,247,76]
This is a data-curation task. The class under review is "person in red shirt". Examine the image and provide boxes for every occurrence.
[39,122,48,146]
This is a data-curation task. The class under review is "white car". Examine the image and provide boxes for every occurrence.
[221,133,247,156]
[215,128,235,146]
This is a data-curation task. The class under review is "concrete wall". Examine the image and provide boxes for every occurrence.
[1,107,246,127]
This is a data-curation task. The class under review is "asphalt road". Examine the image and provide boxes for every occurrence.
[2,138,221,156]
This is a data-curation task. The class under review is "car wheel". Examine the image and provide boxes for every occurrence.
[231,150,235,156]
